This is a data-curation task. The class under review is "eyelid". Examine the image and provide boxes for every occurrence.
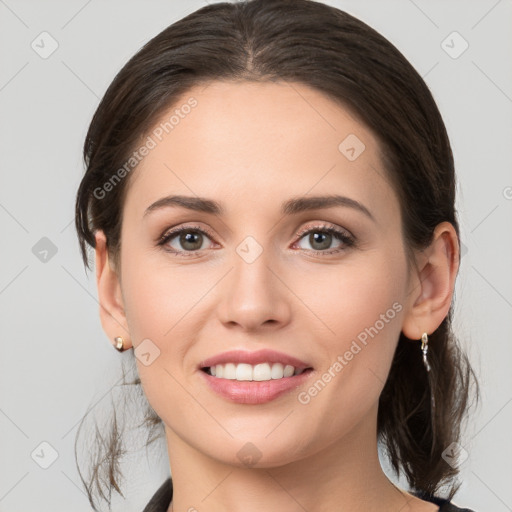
[157,223,215,245]
[293,221,353,240]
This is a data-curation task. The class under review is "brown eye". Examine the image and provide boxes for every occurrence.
[175,230,205,251]
[158,225,215,256]
[307,232,333,251]
[294,225,355,254]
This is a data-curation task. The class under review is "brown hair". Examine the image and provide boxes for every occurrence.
[74,0,479,509]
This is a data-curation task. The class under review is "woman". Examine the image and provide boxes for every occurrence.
[74,0,479,510]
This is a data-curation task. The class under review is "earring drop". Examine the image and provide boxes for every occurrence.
[114,336,125,352]
[421,332,431,372]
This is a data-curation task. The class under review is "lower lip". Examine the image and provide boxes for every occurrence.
[199,369,314,404]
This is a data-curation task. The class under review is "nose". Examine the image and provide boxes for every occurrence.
[216,245,292,333]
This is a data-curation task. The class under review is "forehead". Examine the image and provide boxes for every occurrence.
[125,80,398,221]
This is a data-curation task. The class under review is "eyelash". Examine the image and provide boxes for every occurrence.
[157,223,356,258]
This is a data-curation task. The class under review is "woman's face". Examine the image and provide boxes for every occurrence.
[108,80,419,466]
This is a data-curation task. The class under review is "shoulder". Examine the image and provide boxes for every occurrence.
[411,489,477,512]
[438,502,477,512]
[142,477,173,512]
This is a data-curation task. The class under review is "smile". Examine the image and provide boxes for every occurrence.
[199,366,314,405]
[202,362,308,381]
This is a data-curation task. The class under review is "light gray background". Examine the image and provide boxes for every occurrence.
[1,1,511,511]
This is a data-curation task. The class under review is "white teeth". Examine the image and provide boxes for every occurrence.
[208,362,303,381]
[253,363,271,381]
[223,363,236,380]
[236,363,252,381]
[283,364,295,377]
[271,362,284,379]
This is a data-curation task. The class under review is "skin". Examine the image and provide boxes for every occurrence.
[95,80,459,512]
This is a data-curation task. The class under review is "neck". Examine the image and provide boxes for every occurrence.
[164,406,419,512]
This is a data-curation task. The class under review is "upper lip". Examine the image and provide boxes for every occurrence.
[199,349,312,370]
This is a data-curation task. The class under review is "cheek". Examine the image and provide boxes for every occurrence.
[120,248,204,342]
[293,247,407,347]
[119,253,204,423]
[293,248,407,410]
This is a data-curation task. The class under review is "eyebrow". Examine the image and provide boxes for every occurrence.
[143,194,375,221]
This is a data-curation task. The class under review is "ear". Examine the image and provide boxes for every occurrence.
[94,230,132,350]
[401,221,460,341]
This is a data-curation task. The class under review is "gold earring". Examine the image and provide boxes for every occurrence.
[114,336,125,352]
[421,332,431,372]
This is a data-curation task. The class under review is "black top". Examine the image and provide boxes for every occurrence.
[142,478,477,512]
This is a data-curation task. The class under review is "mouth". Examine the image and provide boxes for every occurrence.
[200,363,313,381]
[197,349,314,404]
[199,366,314,405]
